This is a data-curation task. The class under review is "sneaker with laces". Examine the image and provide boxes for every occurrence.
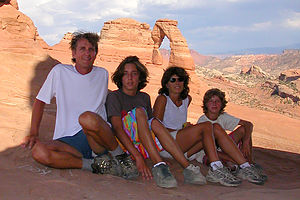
[251,163,268,182]
[115,153,139,180]
[91,154,122,177]
[206,167,242,187]
[152,164,177,188]
[183,164,206,185]
[237,165,265,185]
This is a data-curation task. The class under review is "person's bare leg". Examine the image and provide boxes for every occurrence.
[230,126,253,163]
[149,119,190,168]
[134,108,163,164]
[79,111,118,153]
[176,121,219,163]
[185,142,203,158]
[31,140,83,169]
[213,123,246,165]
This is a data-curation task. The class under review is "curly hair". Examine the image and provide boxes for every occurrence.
[158,66,190,100]
[112,56,149,91]
[70,31,100,63]
[202,88,228,115]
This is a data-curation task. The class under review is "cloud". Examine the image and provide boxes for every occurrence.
[250,21,272,31]
[18,0,300,53]
[285,12,300,29]
[189,21,273,35]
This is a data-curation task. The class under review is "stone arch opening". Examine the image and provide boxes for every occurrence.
[151,19,194,70]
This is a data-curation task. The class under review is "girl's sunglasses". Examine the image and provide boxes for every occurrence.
[169,77,184,83]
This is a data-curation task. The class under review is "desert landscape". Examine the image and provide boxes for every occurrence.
[1,1,300,199]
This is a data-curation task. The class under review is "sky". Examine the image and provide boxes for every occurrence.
[18,0,300,55]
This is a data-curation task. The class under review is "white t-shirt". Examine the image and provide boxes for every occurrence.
[197,112,240,131]
[162,95,189,130]
[37,64,108,140]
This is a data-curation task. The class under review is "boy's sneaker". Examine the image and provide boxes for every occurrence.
[152,164,177,188]
[183,164,206,185]
[206,167,242,187]
[237,165,265,185]
[115,153,139,180]
[91,154,122,177]
[251,163,268,182]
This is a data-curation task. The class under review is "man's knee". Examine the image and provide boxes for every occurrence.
[31,142,52,166]
[79,111,102,131]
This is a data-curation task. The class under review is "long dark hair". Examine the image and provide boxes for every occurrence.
[158,66,190,100]
[112,56,149,91]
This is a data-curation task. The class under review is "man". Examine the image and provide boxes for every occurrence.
[22,32,130,177]
[106,56,206,188]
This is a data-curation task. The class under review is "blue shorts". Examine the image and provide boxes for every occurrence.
[57,130,93,159]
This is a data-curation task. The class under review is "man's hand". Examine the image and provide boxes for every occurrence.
[135,156,152,180]
[21,134,38,149]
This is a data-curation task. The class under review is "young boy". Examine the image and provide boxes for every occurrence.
[198,88,267,182]
[105,56,206,188]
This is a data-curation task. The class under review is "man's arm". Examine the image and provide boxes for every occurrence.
[22,99,45,149]
[110,116,152,179]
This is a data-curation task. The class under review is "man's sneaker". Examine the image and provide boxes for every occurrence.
[183,164,206,185]
[115,153,139,180]
[152,164,177,188]
[237,165,265,185]
[206,167,242,187]
[91,154,122,177]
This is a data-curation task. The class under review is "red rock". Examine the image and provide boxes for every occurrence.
[241,65,268,77]
[279,69,300,82]
[152,19,195,70]
[0,3,45,56]
[0,0,18,9]
[98,18,154,65]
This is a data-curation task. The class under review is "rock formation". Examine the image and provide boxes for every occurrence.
[272,84,300,103]
[98,18,154,65]
[152,19,195,70]
[0,2,45,55]
[0,1,59,150]
[279,69,300,82]
[0,0,18,9]
[240,65,268,78]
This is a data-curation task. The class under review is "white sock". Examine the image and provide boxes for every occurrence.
[82,158,93,171]
[109,145,124,157]
[210,161,223,171]
[153,161,166,168]
[239,162,251,169]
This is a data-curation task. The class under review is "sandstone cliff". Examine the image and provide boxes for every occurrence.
[98,18,154,65]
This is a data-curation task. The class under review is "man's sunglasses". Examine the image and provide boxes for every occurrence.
[169,77,184,83]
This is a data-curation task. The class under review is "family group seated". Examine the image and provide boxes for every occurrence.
[22,31,266,189]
